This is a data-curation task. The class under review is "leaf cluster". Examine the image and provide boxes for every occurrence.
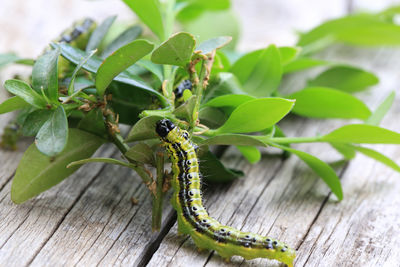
[1,1,400,207]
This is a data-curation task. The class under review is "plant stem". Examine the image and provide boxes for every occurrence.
[104,110,152,185]
[190,61,207,132]
[152,152,165,231]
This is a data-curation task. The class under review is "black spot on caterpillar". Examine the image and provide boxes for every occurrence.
[156,119,296,266]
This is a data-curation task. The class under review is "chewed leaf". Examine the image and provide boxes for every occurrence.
[11,129,105,204]
[215,98,295,134]
[151,32,196,66]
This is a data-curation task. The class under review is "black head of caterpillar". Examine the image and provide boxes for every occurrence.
[155,119,296,267]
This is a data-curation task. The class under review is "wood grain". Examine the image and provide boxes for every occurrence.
[1,0,400,266]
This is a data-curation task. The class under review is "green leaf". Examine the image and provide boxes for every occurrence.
[86,15,117,52]
[365,91,395,126]
[288,87,371,119]
[231,45,282,97]
[176,0,230,22]
[201,134,266,147]
[21,110,53,136]
[35,106,68,157]
[173,95,197,121]
[200,151,243,183]
[272,143,343,200]
[203,94,255,109]
[283,58,329,74]
[11,129,105,204]
[77,109,107,138]
[196,36,232,55]
[68,49,97,95]
[125,143,155,165]
[4,79,47,109]
[236,146,261,164]
[96,39,154,96]
[330,143,356,160]
[279,46,300,65]
[136,59,163,82]
[352,145,400,172]
[322,124,400,144]
[298,14,400,49]
[198,106,227,128]
[101,25,142,58]
[125,115,163,142]
[122,0,164,39]
[32,48,60,102]
[67,157,133,169]
[215,98,295,134]
[54,43,167,105]
[0,96,30,114]
[308,66,379,93]
[151,32,196,67]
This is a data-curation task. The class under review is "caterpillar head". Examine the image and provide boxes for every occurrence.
[156,119,176,138]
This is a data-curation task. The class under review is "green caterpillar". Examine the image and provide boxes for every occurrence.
[156,119,296,267]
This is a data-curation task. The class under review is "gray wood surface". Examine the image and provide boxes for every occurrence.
[1,0,400,266]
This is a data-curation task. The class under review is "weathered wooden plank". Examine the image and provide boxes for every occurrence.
[0,144,116,266]
[28,161,174,267]
[294,45,400,267]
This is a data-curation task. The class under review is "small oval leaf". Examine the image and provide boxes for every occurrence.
[96,39,154,96]
[288,87,371,119]
[35,106,68,156]
[322,124,400,144]
[151,32,196,66]
[4,79,47,109]
[215,98,295,134]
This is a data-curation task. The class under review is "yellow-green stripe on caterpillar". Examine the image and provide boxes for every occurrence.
[156,119,296,267]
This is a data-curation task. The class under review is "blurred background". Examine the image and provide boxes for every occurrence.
[1,0,398,59]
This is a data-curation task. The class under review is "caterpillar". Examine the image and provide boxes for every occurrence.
[156,119,296,267]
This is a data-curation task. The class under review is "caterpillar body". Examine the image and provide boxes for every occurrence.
[156,119,296,267]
